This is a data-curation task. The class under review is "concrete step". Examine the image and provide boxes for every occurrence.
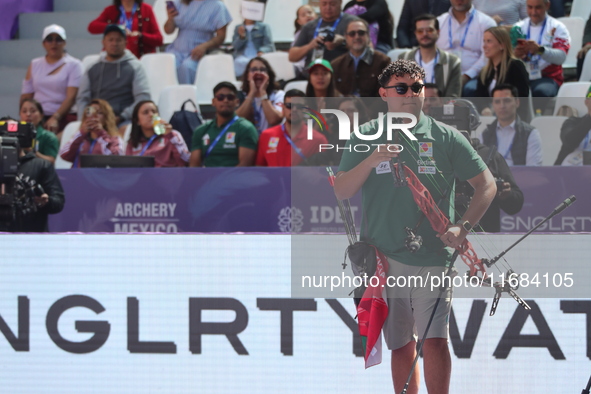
[0,94,21,120]
[0,67,27,96]
[0,38,102,68]
[19,11,99,40]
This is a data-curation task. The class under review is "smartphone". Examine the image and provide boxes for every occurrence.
[166,1,177,12]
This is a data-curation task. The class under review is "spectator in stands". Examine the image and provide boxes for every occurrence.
[255,89,327,166]
[576,15,591,80]
[397,0,450,48]
[422,83,445,115]
[164,0,232,84]
[481,84,543,165]
[456,133,524,232]
[236,57,284,134]
[19,99,59,165]
[3,119,65,232]
[343,0,394,53]
[437,0,496,97]
[232,19,275,78]
[289,0,356,71]
[77,25,151,131]
[554,86,591,165]
[88,0,163,58]
[472,0,527,26]
[399,14,462,97]
[514,0,570,98]
[126,100,189,167]
[331,18,391,97]
[21,24,83,134]
[60,99,123,168]
[306,58,342,111]
[293,5,318,78]
[190,82,258,167]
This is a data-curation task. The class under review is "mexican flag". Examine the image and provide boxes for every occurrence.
[356,248,389,368]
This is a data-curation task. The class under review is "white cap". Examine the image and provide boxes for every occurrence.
[42,24,66,41]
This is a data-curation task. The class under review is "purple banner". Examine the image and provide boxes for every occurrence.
[50,167,591,233]
[0,0,52,40]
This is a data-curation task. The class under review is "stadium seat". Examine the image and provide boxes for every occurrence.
[194,53,238,104]
[222,0,242,44]
[261,51,296,81]
[55,121,81,169]
[557,17,585,69]
[152,0,178,44]
[529,116,568,165]
[553,81,591,116]
[158,85,200,124]
[284,80,308,93]
[263,0,304,42]
[81,54,100,71]
[580,53,591,82]
[570,0,591,27]
[387,48,409,61]
[140,53,179,103]
[385,0,405,38]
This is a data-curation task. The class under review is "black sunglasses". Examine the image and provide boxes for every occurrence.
[215,93,237,101]
[383,82,425,95]
[44,36,64,43]
[283,102,302,110]
[346,30,367,37]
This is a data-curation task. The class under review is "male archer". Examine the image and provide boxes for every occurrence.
[333,59,496,394]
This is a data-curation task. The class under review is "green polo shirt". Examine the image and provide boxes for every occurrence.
[338,112,487,267]
[191,115,258,167]
[35,125,59,158]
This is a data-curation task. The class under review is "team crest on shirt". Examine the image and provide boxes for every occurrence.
[225,132,236,143]
[268,137,280,149]
[202,134,210,146]
[419,142,433,157]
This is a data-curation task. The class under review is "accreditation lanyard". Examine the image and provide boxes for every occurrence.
[205,116,239,158]
[73,138,97,168]
[140,134,158,156]
[526,17,548,46]
[281,124,306,161]
[448,10,475,48]
[582,132,591,151]
[502,135,516,160]
[313,14,342,38]
[119,4,138,31]
[418,50,439,83]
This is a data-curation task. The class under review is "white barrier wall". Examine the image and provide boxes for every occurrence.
[0,234,590,393]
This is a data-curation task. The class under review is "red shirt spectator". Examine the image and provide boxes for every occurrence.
[88,1,163,58]
[256,123,327,166]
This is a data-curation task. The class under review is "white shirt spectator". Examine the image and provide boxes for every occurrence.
[437,6,496,79]
[496,121,543,166]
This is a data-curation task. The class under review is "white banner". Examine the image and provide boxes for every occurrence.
[0,234,590,393]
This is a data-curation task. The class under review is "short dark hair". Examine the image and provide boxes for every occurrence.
[213,81,238,95]
[413,13,439,31]
[346,17,369,32]
[284,89,306,100]
[378,60,426,87]
[491,83,519,98]
[424,83,442,98]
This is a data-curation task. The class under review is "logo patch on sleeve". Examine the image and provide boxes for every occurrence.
[268,137,280,149]
[419,142,433,157]
[225,132,236,143]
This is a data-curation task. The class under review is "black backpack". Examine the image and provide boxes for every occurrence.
[168,99,203,148]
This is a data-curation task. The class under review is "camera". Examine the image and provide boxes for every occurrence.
[317,26,336,44]
[495,177,505,190]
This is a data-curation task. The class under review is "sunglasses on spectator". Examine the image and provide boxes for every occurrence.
[283,102,302,110]
[215,93,237,101]
[346,30,367,37]
[249,67,268,73]
[383,83,425,95]
[44,36,64,43]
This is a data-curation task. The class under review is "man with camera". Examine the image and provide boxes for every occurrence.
[289,0,355,72]
[0,120,64,232]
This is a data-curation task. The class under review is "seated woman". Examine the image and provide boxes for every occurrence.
[236,57,284,133]
[232,19,275,78]
[293,5,317,78]
[475,27,530,119]
[19,99,59,165]
[59,99,123,168]
[126,100,190,167]
[88,0,163,58]
[305,58,342,111]
[21,24,83,134]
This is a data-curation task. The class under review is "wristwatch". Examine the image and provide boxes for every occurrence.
[260,94,269,100]
[537,46,546,55]
[458,220,473,232]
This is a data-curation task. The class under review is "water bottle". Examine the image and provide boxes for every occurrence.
[152,114,165,135]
